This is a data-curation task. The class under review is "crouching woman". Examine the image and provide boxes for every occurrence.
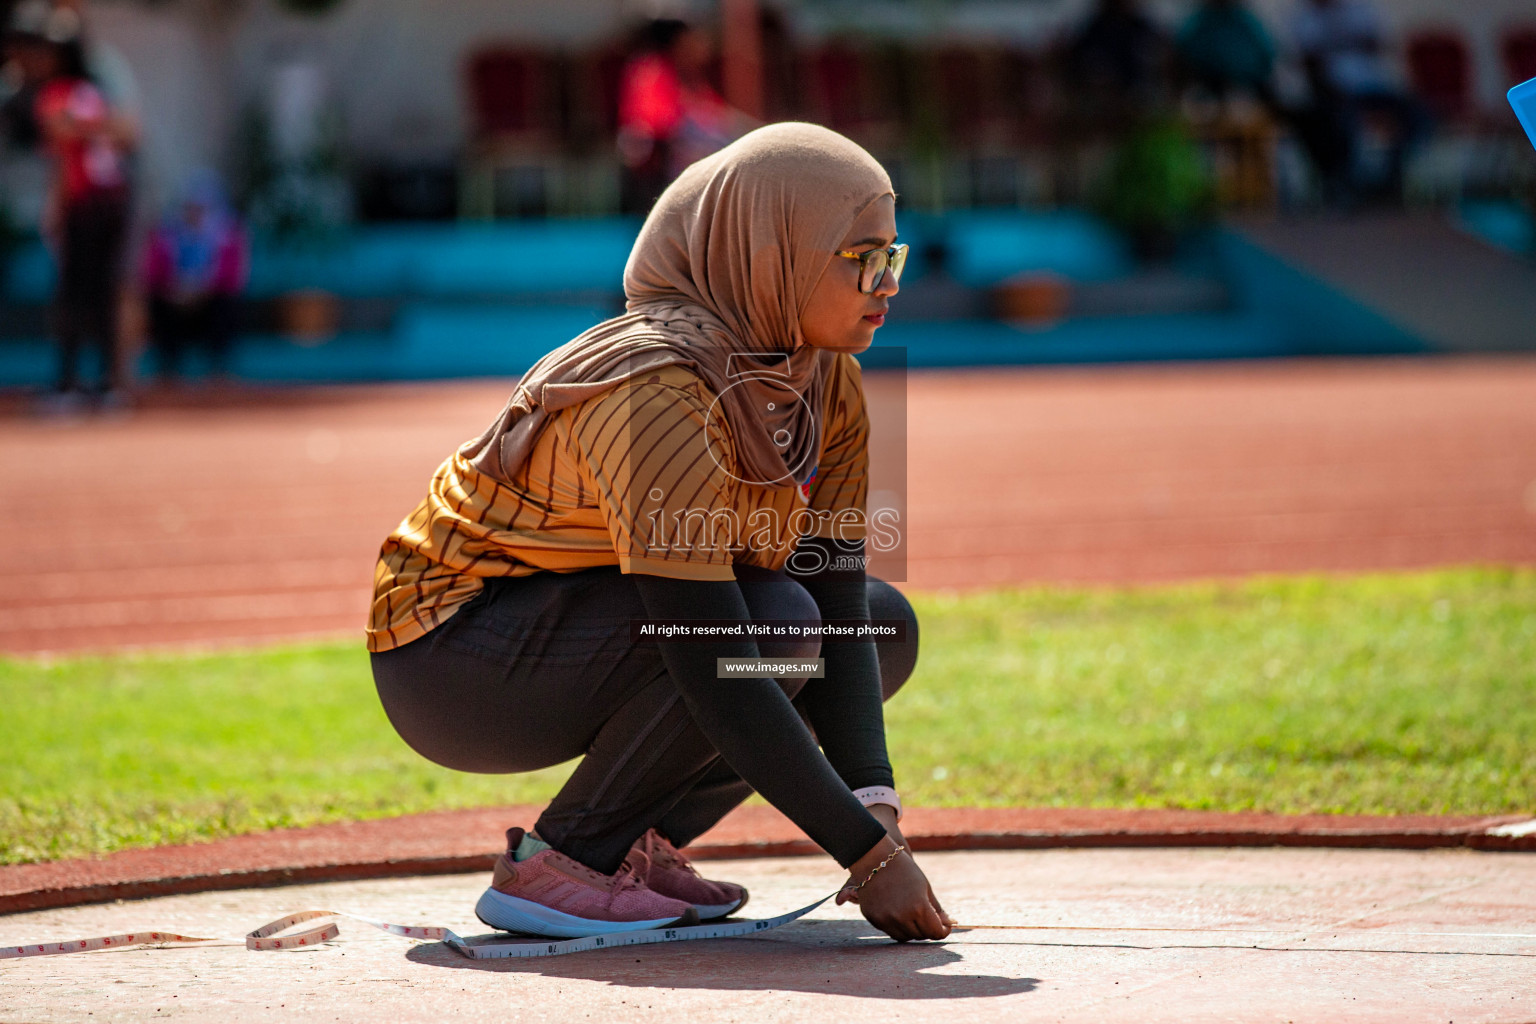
[367,123,949,943]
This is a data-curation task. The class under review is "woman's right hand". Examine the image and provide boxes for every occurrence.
[845,837,951,942]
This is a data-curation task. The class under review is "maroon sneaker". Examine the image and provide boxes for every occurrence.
[475,828,699,938]
[625,828,748,920]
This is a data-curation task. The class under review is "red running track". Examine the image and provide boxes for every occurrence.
[3,355,1534,655]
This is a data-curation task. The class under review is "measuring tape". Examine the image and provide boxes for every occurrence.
[8,906,1533,963]
[2,892,836,962]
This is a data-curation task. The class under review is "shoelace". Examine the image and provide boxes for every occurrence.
[552,847,648,898]
[641,830,699,877]
[609,858,648,896]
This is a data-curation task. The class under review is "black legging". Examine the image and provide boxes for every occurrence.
[370,563,918,874]
[150,293,238,379]
[55,190,130,395]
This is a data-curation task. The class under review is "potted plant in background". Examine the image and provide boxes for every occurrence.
[1095,115,1215,263]
[234,0,353,344]
[234,54,353,345]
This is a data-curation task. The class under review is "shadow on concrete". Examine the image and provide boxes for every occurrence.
[405,918,1041,998]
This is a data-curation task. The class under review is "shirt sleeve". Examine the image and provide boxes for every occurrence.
[806,353,869,543]
[787,536,895,794]
[631,572,890,868]
[571,373,739,581]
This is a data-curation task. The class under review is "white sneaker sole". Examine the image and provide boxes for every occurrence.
[475,886,695,938]
[694,892,748,920]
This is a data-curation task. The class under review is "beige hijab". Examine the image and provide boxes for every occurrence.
[461,122,893,489]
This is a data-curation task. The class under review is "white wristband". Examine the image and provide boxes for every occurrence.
[852,786,902,822]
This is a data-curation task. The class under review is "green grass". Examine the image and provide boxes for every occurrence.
[2,567,1533,865]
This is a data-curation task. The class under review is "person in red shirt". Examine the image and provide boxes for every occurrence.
[617,18,754,214]
[17,11,134,406]
[617,19,689,214]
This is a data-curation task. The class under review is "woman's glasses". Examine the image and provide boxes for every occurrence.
[834,242,909,294]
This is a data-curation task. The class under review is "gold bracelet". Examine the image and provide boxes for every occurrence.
[836,844,907,905]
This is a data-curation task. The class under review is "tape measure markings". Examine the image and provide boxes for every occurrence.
[446,893,833,959]
[10,906,1530,963]
[2,893,836,962]
[1,930,223,959]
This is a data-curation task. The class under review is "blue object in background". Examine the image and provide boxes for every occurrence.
[243,219,642,299]
[1,243,55,303]
[0,211,1433,388]
[1511,76,1536,152]
[1459,200,1536,257]
[940,210,1133,286]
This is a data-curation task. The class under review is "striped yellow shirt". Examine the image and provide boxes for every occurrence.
[367,352,869,652]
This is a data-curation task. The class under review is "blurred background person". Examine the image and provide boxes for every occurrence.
[2,1,141,173]
[1290,0,1431,206]
[669,22,754,176]
[53,0,140,132]
[142,169,247,385]
[1064,0,1172,129]
[617,16,753,214]
[1176,0,1281,110]
[9,0,135,411]
[617,18,689,214]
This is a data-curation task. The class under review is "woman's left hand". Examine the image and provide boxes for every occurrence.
[865,803,954,932]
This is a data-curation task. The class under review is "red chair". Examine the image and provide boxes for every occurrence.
[920,44,1046,207]
[460,46,565,218]
[758,5,800,121]
[1501,25,1536,86]
[1406,28,1472,121]
[1001,47,1058,147]
[465,47,561,140]
[565,44,628,145]
[933,45,992,149]
[802,41,870,134]
[799,40,904,150]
